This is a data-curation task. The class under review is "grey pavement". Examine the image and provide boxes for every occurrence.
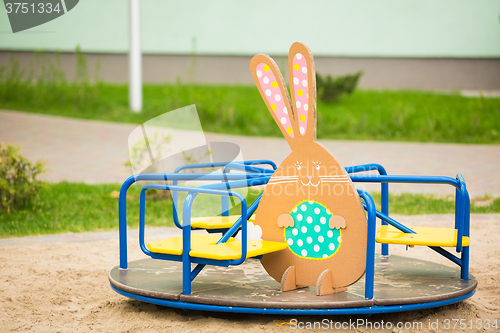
[1,109,499,196]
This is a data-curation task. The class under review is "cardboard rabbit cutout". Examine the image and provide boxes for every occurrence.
[251,42,367,296]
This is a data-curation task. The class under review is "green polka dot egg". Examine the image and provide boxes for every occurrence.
[284,200,342,259]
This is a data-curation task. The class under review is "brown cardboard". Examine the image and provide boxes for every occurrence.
[280,266,307,292]
[250,42,367,295]
[316,269,348,296]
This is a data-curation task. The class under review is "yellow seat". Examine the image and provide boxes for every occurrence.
[190,214,255,229]
[148,233,286,260]
[375,225,470,248]
[148,234,221,256]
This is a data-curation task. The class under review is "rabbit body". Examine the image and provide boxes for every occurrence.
[251,43,367,291]
[255,142,367,288]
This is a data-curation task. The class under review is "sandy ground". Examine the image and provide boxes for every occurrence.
[1,215,499,333]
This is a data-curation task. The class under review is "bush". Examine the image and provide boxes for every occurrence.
[0,143,46,212]
[316,71,363,103]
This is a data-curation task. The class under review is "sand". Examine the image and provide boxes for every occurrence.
[1,214,499,333]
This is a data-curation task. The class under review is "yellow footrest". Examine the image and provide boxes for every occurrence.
[190,215,255,229]
[375,225,470,247]
[148,233,287,260]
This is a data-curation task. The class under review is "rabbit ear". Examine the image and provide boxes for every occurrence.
[250,54,299,147]
[288,42,316,142]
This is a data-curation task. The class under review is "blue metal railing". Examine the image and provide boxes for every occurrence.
[181,177,270,245]
[118,172,268,269]
[345,164,389,255]
[349,173,470,281]
[172,160,276,228]
[138,183,248,295]
[219,161,276,219]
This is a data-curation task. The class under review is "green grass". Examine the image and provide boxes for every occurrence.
[1,182,498,238]
[0,80,499,144]
[0,182,262,238]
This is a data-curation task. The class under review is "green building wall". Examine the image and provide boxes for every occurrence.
[0,0,499,58]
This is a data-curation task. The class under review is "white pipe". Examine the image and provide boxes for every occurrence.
[129,0,142,112]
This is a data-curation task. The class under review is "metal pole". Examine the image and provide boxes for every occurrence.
[129,0,142,112]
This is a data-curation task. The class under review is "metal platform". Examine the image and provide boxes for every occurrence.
[109,254,477,315]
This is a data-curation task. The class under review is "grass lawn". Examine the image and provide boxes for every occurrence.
[0,182,263,238]
[1,182,498,238]
[0,81,499,144]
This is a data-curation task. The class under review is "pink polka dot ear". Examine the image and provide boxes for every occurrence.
[254,62,295,138]
[288,42,316,142]
[291,53,309,136]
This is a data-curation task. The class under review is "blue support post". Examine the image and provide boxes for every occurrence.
[380,178,389,255]
[171,185,182,229]
[454,187,460,231]
[182,193,195,295]
[138,188,152,256]
[118,176,138,269]
[228,198,247,265]
[221,196,229,217]
[357,190,376,300]
[460,188,470,280]
[456,174,466,253]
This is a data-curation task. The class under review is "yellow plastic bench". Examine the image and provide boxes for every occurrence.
[375,225,470,248]
[148,233,286,260]
[190,214,256,230]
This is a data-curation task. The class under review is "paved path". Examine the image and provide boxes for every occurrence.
[1,109,499,196]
